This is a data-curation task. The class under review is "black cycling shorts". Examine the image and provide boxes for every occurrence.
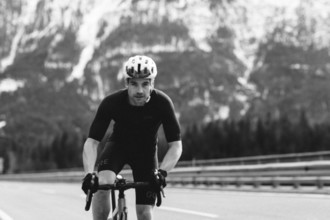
[97,141,158,205]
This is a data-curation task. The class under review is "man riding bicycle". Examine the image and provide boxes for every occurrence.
[82,55,183,220]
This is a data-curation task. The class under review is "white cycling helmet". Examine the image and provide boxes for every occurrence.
[124,55,157,80]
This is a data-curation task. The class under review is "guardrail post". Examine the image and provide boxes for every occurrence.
[272,178,279,188]
[253,177,260,188]
[293,178,300,189]
[192,176,197,186]
[316,178,324,189]
[236,177,242,188]
[192,158,196,167]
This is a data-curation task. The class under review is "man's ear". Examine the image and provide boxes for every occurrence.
[150,79,155,88]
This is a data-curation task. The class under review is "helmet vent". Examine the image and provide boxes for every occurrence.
[138,63,141,73]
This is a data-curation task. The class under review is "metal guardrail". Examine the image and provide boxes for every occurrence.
[169,161,330,191]
[177,151,330,167]
[1,161,330,193]
[1,152,330,193]
[0,170,84,182]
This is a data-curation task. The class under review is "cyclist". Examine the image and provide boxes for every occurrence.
[82,55,183,220]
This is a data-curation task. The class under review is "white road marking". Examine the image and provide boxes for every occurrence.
[0,209,13,220]
[160,206,219,218]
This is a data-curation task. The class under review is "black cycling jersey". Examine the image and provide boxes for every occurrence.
[89,88,180,205]
[88,89,181,149]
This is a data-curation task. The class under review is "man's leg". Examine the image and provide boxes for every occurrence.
[131,148,158,220]
[136,204,154,220]
[92,170,116,220]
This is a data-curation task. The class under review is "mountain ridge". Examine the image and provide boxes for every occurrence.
[1,0,330,171]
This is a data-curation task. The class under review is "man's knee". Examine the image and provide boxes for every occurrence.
[136,205,153,220]
[92,170,116,220]
[98,170,116,184]
[92,190,110,220]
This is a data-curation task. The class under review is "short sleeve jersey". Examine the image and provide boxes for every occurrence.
[88,89,181,149]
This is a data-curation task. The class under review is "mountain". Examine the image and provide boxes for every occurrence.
[0,0,330,171]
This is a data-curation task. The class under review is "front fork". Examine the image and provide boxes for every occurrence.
[110,190,127,220]
[118,190,127,214]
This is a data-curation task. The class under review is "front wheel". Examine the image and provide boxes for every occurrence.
[110,212,127,220]
[119,212,127,220]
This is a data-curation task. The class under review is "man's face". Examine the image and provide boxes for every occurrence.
[127,78,153,106]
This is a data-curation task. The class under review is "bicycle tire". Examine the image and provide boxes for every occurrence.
[111,213,118,220]
[119,212,127,220]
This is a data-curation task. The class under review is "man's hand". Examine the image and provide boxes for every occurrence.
[157,169,167,188]
[150,169,167,190]
[82,173,99,195]
[150,169,167,207]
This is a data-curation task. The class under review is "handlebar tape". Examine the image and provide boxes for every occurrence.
[85,173,98,211]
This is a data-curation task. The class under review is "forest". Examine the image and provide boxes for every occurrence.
[2,110,330,173]
[180,111,330,161]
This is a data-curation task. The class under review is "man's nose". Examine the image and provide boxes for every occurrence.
[137,85,143,93]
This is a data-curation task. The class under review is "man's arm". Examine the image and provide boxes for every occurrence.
[159,140,182,172]
[82,138,100,174]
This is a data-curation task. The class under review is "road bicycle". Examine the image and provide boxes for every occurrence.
[85,175,164,220]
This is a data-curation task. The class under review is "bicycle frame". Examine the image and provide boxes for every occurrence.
[106,182,131,220]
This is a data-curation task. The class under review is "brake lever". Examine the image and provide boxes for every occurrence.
[85,174,97,211]
[156,190,162,207]
[156,186,166,207]
[85,189,93,211]
[160,187,165,198]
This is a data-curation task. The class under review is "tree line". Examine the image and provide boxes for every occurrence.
[2,110,330,173]
[0,130,84,173]
[179,111,330,161]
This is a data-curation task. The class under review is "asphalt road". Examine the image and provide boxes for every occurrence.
[0,181,330,220]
